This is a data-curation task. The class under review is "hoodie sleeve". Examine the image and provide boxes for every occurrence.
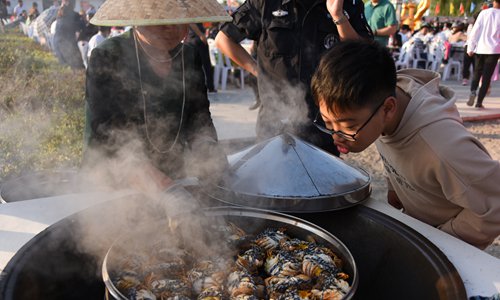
[435,133,500,249]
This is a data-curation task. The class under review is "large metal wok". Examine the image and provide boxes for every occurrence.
[102,206,359,300]
[0,194,467,300]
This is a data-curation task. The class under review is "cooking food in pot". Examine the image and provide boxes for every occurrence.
[108,222,351,300]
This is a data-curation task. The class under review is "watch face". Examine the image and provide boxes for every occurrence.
[324,33,339,49]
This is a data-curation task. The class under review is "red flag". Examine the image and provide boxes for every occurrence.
[459,3,465,15]
[435,2,441,15]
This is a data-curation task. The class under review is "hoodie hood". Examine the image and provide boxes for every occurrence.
[382,69,461,143]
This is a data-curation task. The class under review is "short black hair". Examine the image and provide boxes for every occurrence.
[311,40,396,113]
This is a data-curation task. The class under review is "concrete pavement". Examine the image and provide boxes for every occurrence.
[208,79,500,141]
[447,79,500,122]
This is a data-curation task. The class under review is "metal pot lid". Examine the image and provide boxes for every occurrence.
[207,133,371,212]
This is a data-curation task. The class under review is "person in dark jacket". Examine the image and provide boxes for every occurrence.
[84,0,231,192]
[53,0,84,70]
[215,0,373,156]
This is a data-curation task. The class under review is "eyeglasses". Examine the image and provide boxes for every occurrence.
[313,100,386,142]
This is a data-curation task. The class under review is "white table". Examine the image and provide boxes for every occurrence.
[0,192,499,297]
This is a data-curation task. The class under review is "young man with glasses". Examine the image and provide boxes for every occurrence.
[311,40,500,249]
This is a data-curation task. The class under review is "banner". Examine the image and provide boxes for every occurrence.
[435,2,441,15]
[470,2,476,12]
[459,2,465,15]
[450,2,455,15]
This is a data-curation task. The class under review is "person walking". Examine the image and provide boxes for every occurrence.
[53,0,84,70]
[466,0,500,108]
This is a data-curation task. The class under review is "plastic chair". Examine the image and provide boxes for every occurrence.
[441,47,463,81]
[426,42,445,72]
[412,47,428,69]
[214,53,246,90]
[442,59,462,81]
[207,38,217,65]
[411,40,428,69]
[212,51,232,90]
[219,53,245,90]
[395,43,413,70]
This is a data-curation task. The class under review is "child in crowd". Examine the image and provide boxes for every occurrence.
[311,40,500,249]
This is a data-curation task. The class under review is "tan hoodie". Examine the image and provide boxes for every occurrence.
[375,69,500,249]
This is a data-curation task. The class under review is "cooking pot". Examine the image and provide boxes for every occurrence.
[102,206,359,300]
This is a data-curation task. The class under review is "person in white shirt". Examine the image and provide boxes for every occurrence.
[12,0,23,18]
[466,0,500,109]
[50,0,59,9]
[411,22,433,46]
[436,22,452,43]
[398,24,411,45]
[87,26,110,60]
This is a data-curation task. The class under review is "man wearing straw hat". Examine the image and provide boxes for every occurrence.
[215,0,373,156]
[83,0,230,193]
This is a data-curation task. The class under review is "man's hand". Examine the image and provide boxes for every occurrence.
[325,0,362,40]
[467,51,474,57]
[387,190,404,210]
[326,0,344,19]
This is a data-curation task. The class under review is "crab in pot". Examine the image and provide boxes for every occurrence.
[275,288,313,300]
[236,245,265,273]
[265,249,302,277]
[211,222,252,249]
[197,286,223,300]
[147,277,191,297]
[279,238,311,252]
[188,257,230,294]
[254,228,289,251]
[302,251,338,278]
[265,274,312,296]
[226,270,258,298]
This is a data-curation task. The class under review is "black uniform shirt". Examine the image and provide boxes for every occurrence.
[220,0,372,151]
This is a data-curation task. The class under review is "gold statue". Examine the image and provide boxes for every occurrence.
[401,0,431,30]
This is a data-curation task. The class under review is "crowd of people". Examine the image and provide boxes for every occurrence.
[1,0,115,71]
[385,10,499,109]
[1,0,499,252]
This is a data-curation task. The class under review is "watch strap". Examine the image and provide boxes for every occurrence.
[333,15,347,25]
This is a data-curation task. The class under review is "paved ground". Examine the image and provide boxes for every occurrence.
[208,79,500,141]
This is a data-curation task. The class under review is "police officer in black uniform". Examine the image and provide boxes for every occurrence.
[215,0,372,155]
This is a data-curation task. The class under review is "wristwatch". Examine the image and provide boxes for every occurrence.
[332,15,347,25]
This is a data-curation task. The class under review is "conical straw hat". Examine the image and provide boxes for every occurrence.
[91,0,232,26]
